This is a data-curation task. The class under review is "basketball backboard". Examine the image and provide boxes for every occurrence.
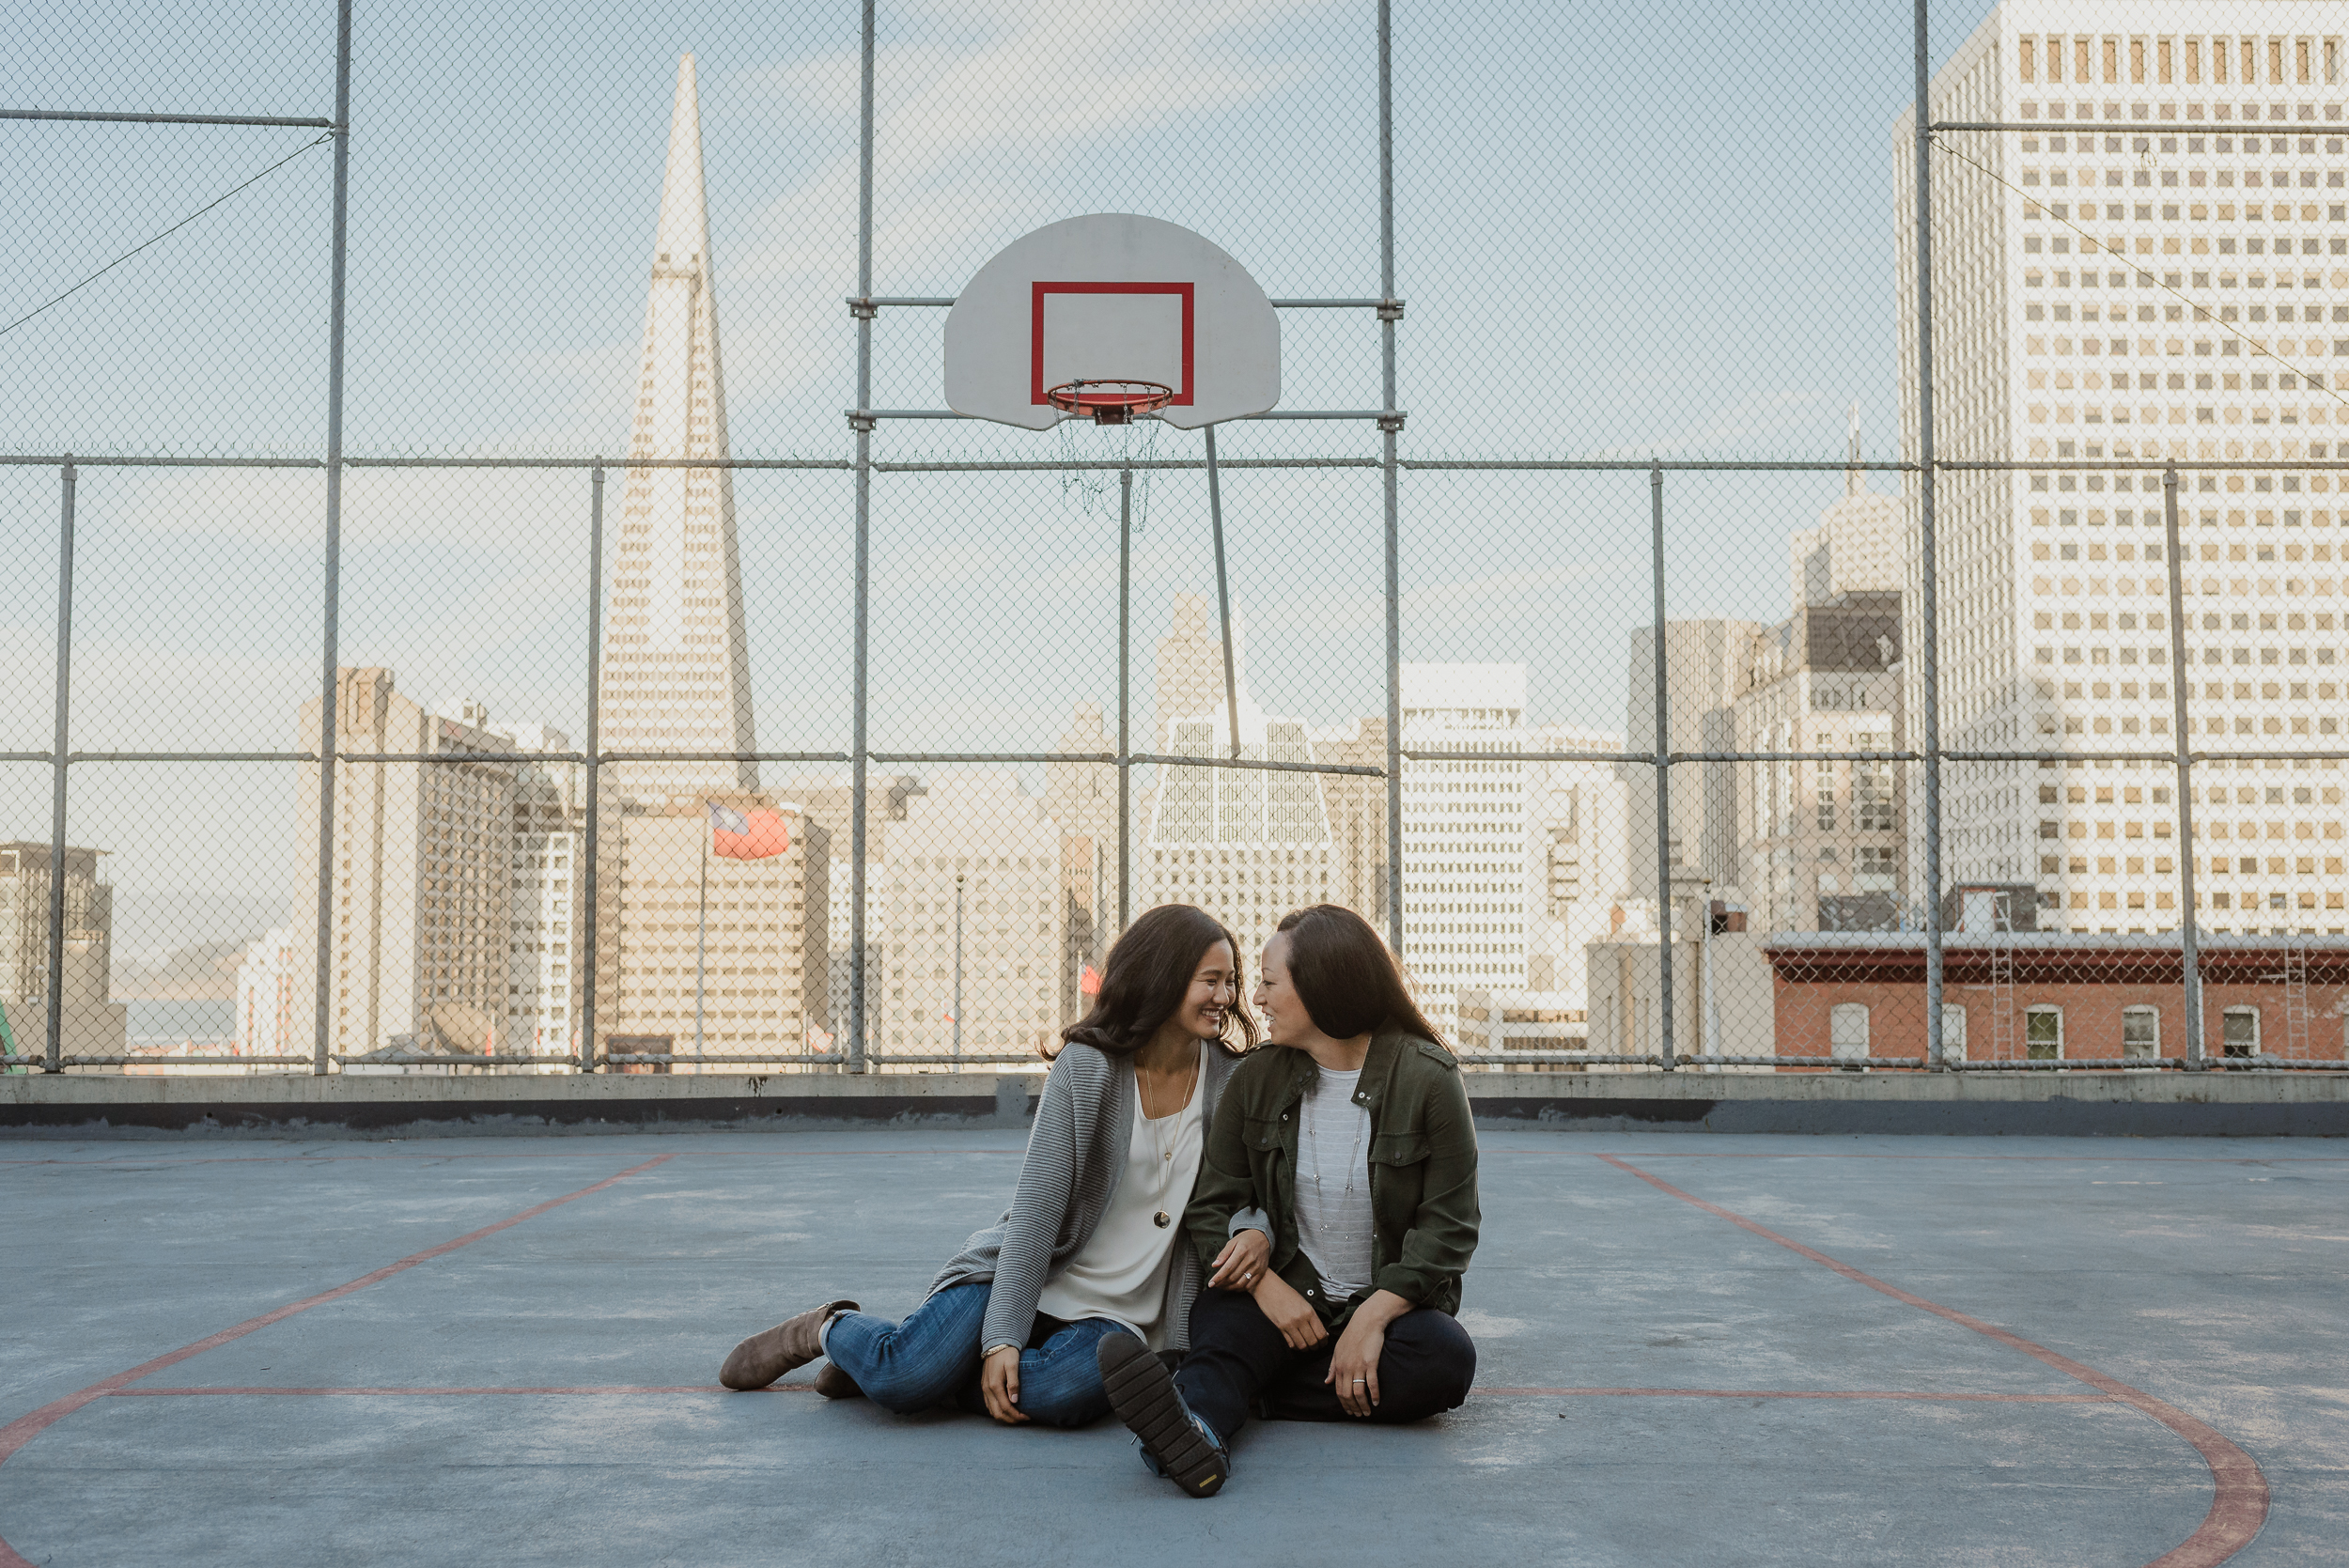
[944,214,1279,430]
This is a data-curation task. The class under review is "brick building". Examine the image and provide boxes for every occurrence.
[1766,932,2348,1064]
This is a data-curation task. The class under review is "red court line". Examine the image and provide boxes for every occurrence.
[1597,1154,2268,1568]
[0,1147,1025,1169]
[113,1384,796,1397]
[110,1383,2103,1404]
[1488,1151,2347,1164]
[1475,1386,2110,1403]
[0,1153,676,1568]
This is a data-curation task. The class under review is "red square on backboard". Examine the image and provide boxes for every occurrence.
[1030,282,1194,407]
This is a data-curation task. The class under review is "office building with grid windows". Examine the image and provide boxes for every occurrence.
[1400,664,1531,1003]
[1899,4,2349,936]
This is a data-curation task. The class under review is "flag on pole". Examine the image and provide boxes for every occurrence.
[1079,965,1103,997]
[707,800,792,861]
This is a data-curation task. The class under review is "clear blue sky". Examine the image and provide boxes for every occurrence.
[2,0,1993,960]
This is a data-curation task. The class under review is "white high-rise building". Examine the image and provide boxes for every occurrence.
[486,721,586,1059]
[599,54,757,806]
[1899,6,2349,936]
[234,925,301,1058]
[1400,664,1530,1001]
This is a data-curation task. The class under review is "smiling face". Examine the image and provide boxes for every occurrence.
[1253,933,1309,1046]
[1177,940,1238,1040]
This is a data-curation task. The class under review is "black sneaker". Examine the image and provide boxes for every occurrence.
[1097,1332,1228,1498]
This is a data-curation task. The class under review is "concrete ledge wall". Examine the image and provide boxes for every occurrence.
[3,1069,2345,1138]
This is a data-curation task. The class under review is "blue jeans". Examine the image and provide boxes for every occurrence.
[820,1281,1126,1428]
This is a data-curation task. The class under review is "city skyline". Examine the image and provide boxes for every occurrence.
[15,10,2349,1075]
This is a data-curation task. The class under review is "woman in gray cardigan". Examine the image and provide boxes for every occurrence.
[717,904,1266,1427]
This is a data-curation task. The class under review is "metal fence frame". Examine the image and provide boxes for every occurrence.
[8,0,2348,1076]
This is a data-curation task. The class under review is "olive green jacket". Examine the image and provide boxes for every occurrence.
[1184,1029,1480,1329]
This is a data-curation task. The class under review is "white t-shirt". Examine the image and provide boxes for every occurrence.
[1034,1043,1206,1348]
[1295,1065,1375,1298]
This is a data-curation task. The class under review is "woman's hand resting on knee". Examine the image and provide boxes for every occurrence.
[1327,1289,1412,1418]
[979,1344,1029,1424]
[1250,1272,1329,1351]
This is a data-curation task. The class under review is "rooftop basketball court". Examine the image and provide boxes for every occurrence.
[3,1126,2341,1565]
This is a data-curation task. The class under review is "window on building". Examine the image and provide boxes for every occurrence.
[1857,759,1895,831]
[2122,1004,2159,1060]
[1829,1002,1870,1066]
[2222,1005,2261,1058]
[2026,1005,2064,1061]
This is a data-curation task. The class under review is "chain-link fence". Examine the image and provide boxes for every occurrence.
[7,1,2348,1079]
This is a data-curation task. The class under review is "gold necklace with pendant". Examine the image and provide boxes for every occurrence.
[1143,1047,1199,1229]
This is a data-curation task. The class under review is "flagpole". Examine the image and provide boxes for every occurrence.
[694,820,708,1068]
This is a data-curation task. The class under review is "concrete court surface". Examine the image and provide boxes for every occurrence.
[0,1129,2341,1567]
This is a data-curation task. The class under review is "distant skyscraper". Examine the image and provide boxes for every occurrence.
[299,670,519,1058]
[1897,6,2349,935]
[599,54,756,806]
[0,840,125,1062]
[594,797,831,1064]
[1620,621,1763,894]
[487,721,587,1061]
[1142,681,1337,973]
[1154,595,1240,740]
[874,773,1064,1058]
[1399,664,1531,1001]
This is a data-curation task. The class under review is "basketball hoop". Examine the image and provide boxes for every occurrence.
[1052,388,1165,531]
[1045,380,1175,426]
[941,213,1283,537]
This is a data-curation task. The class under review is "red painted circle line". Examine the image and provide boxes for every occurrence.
[0,1153,676,1568]
[1595,1154,2269,1568]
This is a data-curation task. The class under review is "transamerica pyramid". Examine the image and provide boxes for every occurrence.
[599,54,757,804]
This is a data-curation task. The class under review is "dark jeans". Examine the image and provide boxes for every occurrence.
[1172,1286,1476,1446]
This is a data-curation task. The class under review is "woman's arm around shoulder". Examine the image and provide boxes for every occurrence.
[1182,1047,1277,1267]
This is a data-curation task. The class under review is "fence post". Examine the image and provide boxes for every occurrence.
[1206,427,1241,764]
[1378,0,1405,955]
[580,463,604,1072]
[846,0,877,1075]
[1118,467,1132,931]
[309,0,354,1078]
[1649,462,1674,1070]
[43,459,75,1074]
[1913,0,1948,1071]
[2162,465,2204,1069]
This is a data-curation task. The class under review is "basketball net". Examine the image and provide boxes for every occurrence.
[1051,411,1164,535]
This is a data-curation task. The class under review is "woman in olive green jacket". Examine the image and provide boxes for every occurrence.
[1096,904,1479,1498]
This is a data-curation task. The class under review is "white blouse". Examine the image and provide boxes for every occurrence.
[1034,1044,1206,1349]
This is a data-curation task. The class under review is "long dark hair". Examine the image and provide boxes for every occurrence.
[1270,904,1450,1050]
[1050,904,1258,1060]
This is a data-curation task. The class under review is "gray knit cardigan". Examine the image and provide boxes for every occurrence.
[928,1039,1264,1355]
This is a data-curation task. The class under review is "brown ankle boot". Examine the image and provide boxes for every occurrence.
[812,1361,863,1400]
[720,1299,857,1390]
